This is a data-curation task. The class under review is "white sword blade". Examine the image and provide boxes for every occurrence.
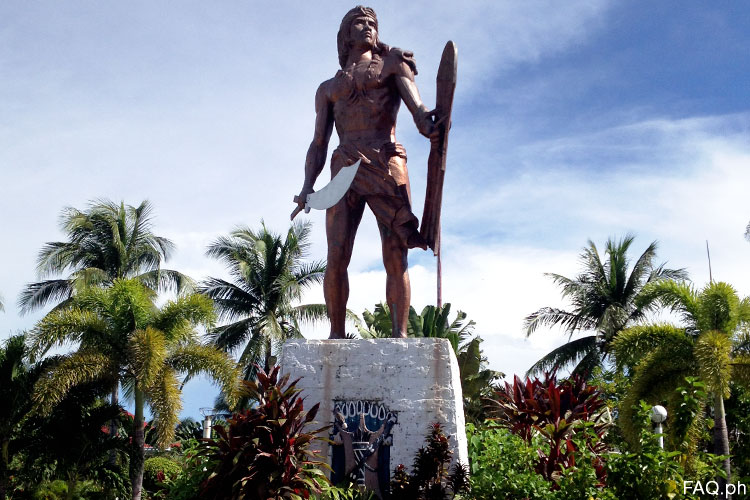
[307,159,361,210]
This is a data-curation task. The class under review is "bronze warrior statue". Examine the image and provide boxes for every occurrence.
[294,6,439,339]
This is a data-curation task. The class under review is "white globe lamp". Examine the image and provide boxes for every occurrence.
[650,405,668,449]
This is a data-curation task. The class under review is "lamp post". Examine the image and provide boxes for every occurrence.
[651,405,668,449]
[200,407,217,439]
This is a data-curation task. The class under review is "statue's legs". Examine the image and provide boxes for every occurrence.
[325,147,418,338]
[379,222,409,338]
[325,195,365,339]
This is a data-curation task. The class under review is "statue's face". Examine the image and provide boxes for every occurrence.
[349,15,377,48]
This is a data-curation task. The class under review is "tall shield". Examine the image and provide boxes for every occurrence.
[420,41,457,255]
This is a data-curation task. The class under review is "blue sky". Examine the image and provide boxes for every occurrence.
[1,1,749,420]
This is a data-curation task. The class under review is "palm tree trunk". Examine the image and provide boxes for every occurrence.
[713,393,731,500]
[108,376,119,467]
[264,337,272,373]
[130,388,146,500]
[0,439,9,500]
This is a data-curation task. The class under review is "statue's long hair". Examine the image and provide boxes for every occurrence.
[337,6,389,69]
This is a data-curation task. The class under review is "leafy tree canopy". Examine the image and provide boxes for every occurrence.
[19,199,192,314]
[524,234,687,376]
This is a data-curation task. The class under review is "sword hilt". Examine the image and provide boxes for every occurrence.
[290,195,310,220]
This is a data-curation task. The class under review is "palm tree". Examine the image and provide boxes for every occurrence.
[28,278,239,500]
[0,334,60,500]
[457,336,503,424]
[357,302,475,350]
[19,199,192,314]
[19,199,194,468]
[523,235,687,376]
[612,281,750,498]
[199,221,327,378]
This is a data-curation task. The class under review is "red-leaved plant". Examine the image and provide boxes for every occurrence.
[389,423,470,500]
[489,372,609,484]
[199,365,329,499]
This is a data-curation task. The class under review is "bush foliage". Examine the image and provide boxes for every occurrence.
[143,456,181,492]
[489,372,608,483]
[199,365,329,499]
[390,423,469,500]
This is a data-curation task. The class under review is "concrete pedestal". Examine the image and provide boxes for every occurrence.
[278,338,468,481]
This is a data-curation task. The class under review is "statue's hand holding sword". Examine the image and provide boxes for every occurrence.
[290,159,362,220]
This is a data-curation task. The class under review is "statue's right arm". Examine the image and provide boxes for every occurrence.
[298,81,334,200]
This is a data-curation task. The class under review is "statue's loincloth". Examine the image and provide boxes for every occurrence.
[330,142,421,248]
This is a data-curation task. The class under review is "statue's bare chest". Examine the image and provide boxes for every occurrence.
[329,57,400,121]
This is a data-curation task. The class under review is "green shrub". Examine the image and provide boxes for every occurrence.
[89,464,131,500]
[32,479,104,500]
[33,480,69,500]
[725,381,750,483]
[467,422,552,499]
[160,440,214,500]
[317,482,377,499]
[554,423,612,500]
[606,402,724,500]
[143,456,181,492]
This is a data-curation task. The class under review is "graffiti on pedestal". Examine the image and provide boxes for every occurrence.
[330,400,397,499]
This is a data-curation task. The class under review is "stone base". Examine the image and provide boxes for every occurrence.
[278,338,468,482]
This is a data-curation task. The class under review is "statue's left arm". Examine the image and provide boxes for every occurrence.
[386,48,436,139]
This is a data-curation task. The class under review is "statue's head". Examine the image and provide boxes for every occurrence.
[337,6,387,68]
